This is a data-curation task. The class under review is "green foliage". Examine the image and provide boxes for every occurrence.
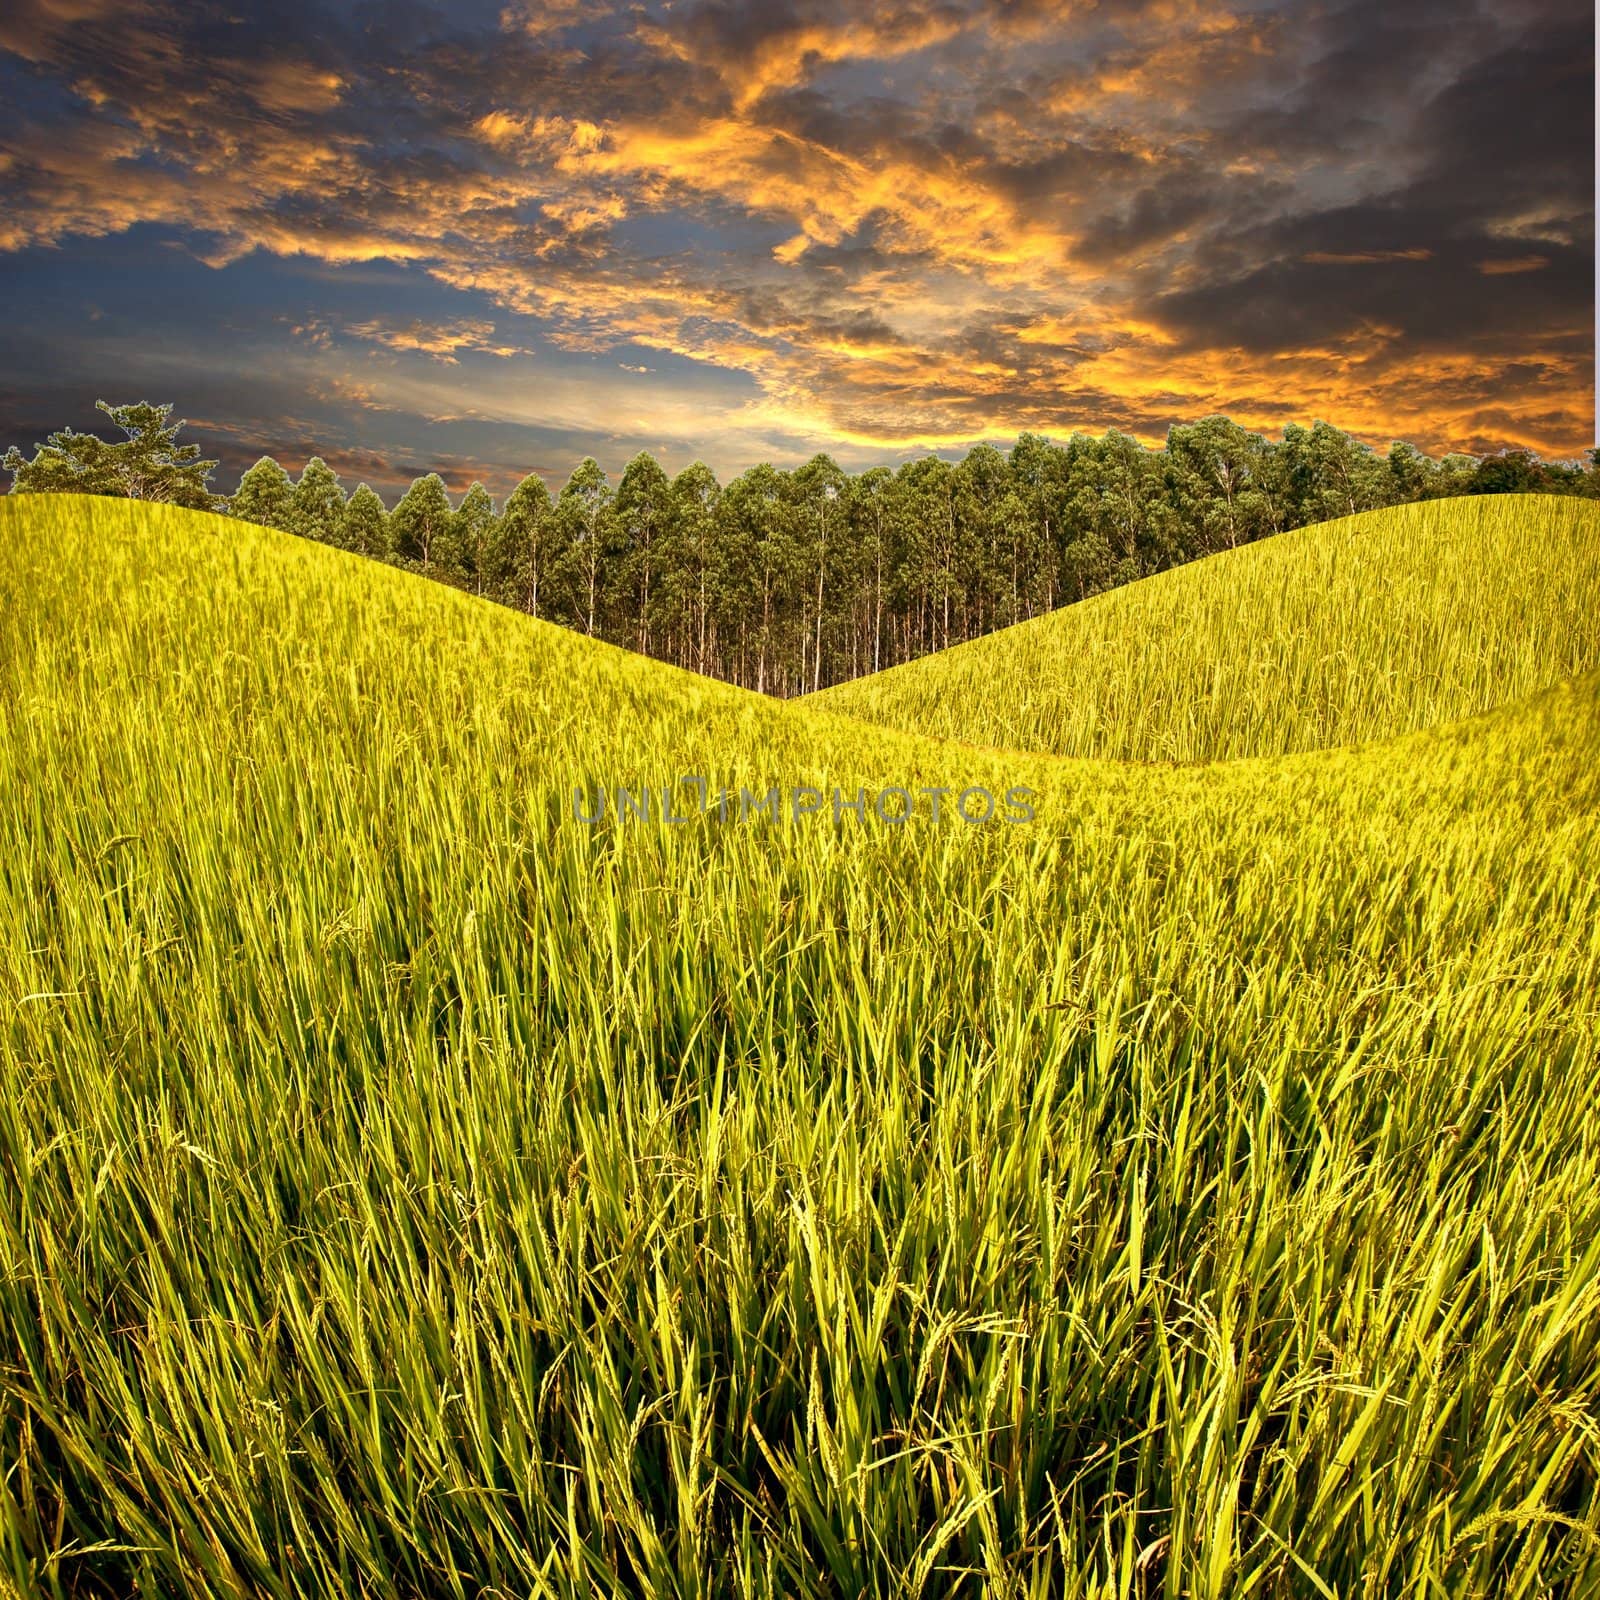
[1059,430,1181,594]
[665,461,723,676]
[342,483,390,559]
[556,457,620,636]
[286,456,347,546]
[1470,448,1544,495]
[229,456,294,529]
[389,472,453,573]
[25,403,1599,698]
[719,460,798,693]
[2,400,220,509]
[793,454,847,693]
[616,451,674,653]
[0,492,1596,1596]
[448,482,499,594]
[1167,416,1280,551]
[495,471,560,618]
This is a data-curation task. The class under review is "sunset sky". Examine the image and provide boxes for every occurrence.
[0,0,1592,496]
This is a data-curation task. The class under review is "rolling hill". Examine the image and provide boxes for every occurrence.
[1,493,1597,1598]
[810,493,1600,762]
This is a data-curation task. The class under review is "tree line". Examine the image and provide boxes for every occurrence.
[8,400,1600,696]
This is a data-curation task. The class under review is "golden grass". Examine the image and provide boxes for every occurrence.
[811,494,1600,762]
[0,494,1596,1597]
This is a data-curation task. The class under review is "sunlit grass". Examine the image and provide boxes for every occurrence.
[1,494,1597,1597]
[811,493,1600,762]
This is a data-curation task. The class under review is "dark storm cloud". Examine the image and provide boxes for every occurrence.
[1149,7,1592,352]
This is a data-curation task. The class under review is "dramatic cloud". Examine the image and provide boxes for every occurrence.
[0,0,1591,489]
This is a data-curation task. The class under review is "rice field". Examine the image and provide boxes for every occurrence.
[810,494,1600,763]
[0,492,1597,1598]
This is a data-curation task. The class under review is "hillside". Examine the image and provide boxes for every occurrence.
[1,494,1597,1597]
[810,493,1600,762]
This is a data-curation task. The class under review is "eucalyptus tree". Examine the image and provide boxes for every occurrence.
[954,443,1012,640]
[1009,431,1071,612]
[793,453,847,691]
[287,456,347,546]
[1245,430,1300,538]
[1099,429,1185,573]
[850,466,896,675]
[230,457,294,530]
[1435,453,1482,499]
[721,463,796,695]
[556,458,618,638]
[897,455,960,653]
[995,485,1042,626]
[451,483,499,595]
[343,483,390,559]
[1386,440,1434,504]
[1305,420,1388,520]
[1060,522,1118,601]
[390,474,454,575]
[668,462,722,674]
[616,452,674,655]
[1165,416,1276,554]
[496,472,560,618]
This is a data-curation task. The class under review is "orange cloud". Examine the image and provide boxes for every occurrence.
[638,6,974,111]
[341,318,529,362]
[0,0,1589,465]
[1478,255,1550,276]
[1302,250,1434,265]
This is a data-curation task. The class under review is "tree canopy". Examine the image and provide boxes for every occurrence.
[7,403,1597,697]
[3,401,220,509]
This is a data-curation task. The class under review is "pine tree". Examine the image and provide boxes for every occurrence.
[4,401,220,508]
